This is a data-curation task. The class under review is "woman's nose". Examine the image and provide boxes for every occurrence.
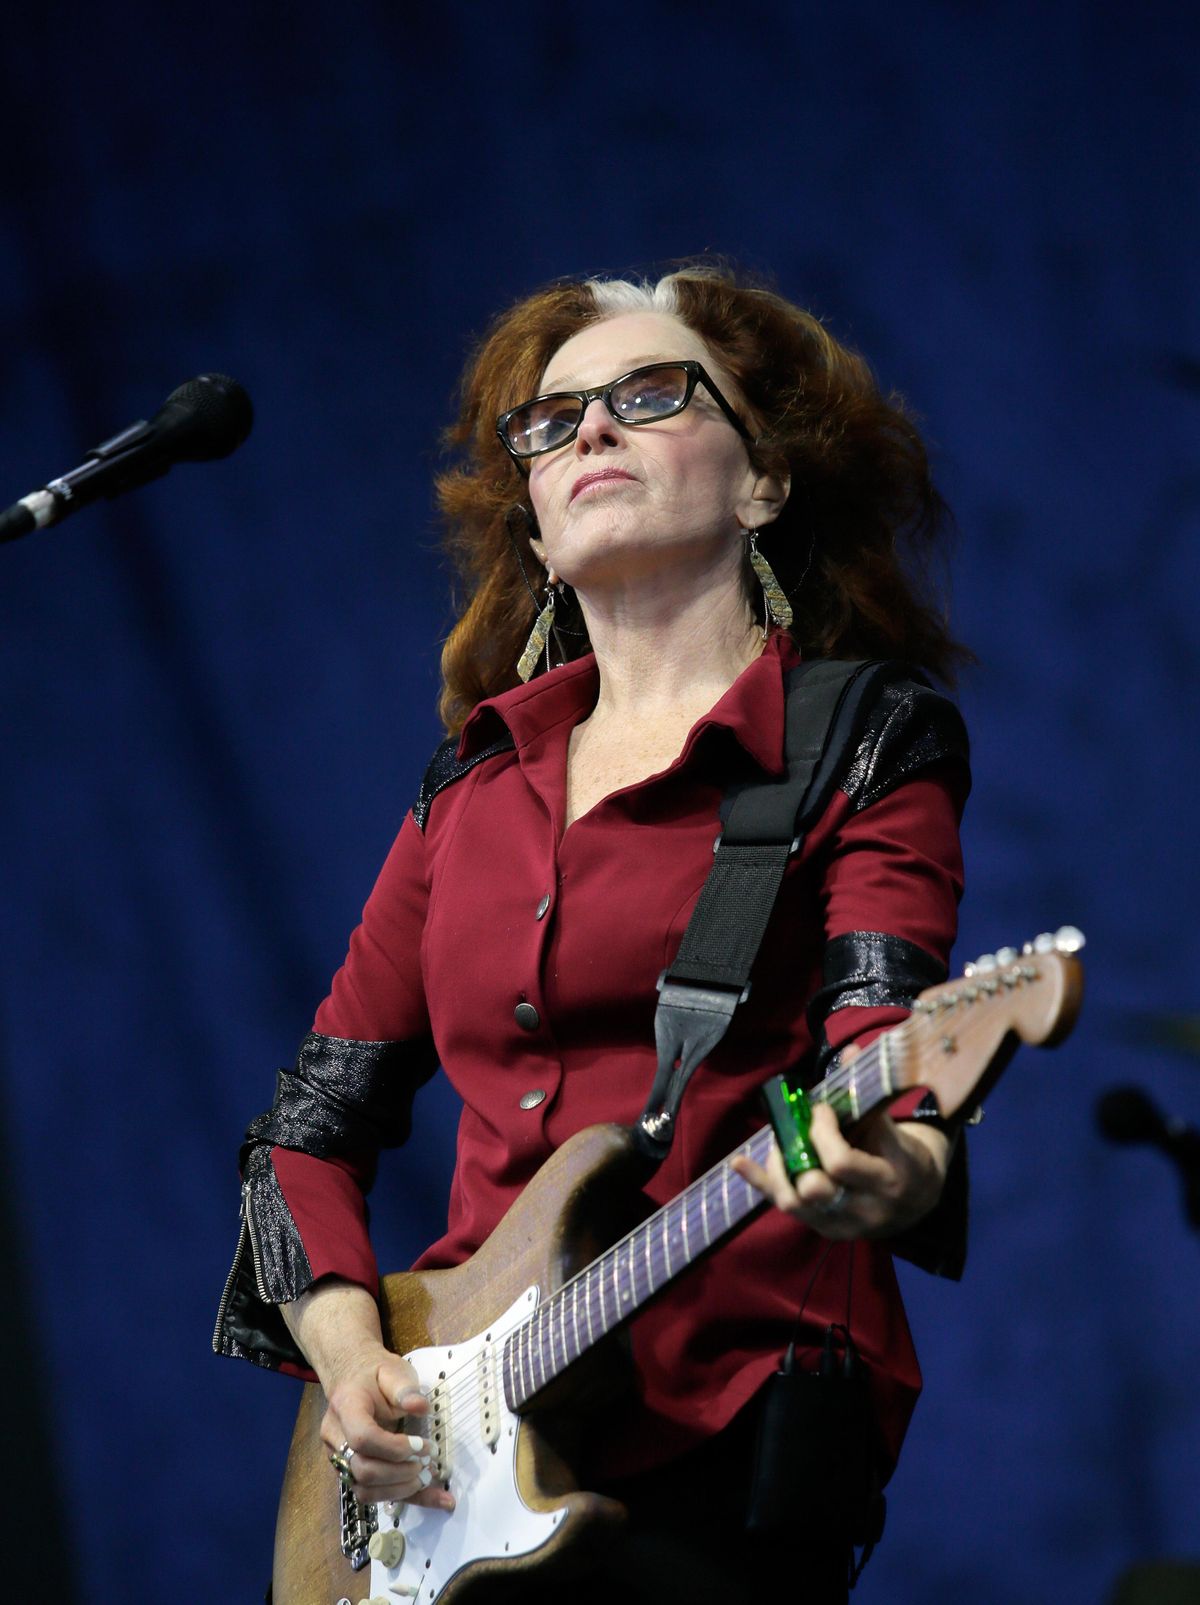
[574,396,623,455]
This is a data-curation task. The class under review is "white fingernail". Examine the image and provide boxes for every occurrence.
[419,1468,433,1488]
[407,1435,426,1452]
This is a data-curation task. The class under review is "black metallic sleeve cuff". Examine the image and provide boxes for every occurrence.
[213,1130,333,1372]
[212,1152,314,1370]
[215,1030,438,1372]
[242,1145,314,1304]
[240,1029,439,1178]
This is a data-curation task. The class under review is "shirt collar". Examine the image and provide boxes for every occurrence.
[459,630,799,777]
[458,653,598,758]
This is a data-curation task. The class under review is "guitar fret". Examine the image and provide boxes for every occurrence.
[700,1176,711,1245]
[533,1313,547,1394]
[519,1319,531,1403]
[662,1202,673,1280]
[880,1034,893,1096]
[680,1194,691,1262]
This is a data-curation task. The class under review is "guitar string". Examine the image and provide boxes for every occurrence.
[382,974,1038,1471]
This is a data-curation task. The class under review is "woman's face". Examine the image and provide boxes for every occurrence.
[525,311,782,593]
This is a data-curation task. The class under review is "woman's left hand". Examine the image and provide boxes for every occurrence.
[731,1092,951,1241]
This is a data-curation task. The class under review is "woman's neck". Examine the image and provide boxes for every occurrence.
[576,565,764,724]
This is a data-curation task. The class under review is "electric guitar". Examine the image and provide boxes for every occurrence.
[273,930,1085,1605]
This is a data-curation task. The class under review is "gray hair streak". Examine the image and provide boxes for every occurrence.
[584,274,682,318]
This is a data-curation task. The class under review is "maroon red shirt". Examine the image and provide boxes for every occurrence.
[270,634,968,1475]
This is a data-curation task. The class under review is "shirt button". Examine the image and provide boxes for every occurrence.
[535,893,551,920]
[514,1002,540,1031]
[519,1088,546,1110]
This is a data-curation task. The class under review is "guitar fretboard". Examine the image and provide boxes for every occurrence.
[500,1045,899,1412]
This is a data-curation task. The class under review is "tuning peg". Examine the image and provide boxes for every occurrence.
[995,947,1018,966]
[1054,925,1086,952]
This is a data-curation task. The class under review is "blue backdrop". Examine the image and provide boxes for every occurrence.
[1,5,1197,1600]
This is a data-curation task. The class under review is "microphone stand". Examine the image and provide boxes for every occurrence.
[1096,1086,1200,1234]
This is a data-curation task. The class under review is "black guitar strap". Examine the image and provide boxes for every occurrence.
[634,658,911,1164]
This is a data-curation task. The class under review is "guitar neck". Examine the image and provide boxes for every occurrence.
[501,931,1086,1411]
[501,1049,887,1413]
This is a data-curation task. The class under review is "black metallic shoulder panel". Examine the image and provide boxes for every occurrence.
[412,732,517,832]
[840,680,969,812]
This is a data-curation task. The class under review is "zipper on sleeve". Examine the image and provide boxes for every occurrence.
[212,1204,249,1352]
[241,1178,272,1302]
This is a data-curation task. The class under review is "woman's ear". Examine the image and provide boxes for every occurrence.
[741,467,791,528]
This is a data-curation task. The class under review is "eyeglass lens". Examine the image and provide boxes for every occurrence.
[504,364,691,456]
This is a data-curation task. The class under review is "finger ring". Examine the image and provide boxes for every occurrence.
[817,1184,849,1216]
[328,1441,356,1480]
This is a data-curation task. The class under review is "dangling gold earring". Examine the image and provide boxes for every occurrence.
[747,528,793,629]
[517,583,557,681]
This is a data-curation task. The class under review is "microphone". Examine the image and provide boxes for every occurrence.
[0,373,253,544]
[1097,1086,1200,1228]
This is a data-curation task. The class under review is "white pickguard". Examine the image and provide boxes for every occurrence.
[360,1285,564,1604]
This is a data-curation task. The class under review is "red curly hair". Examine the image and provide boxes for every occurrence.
[435,264,967,733]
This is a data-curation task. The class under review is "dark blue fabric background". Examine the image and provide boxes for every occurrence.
[2,5,1197,1600]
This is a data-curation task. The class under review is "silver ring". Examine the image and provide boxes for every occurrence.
[817,1184,849,1217]
[328,1441,356,1480]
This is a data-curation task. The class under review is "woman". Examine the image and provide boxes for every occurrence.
[216,266,970,1602]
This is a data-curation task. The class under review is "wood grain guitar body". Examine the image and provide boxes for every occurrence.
[273,1123,647,1605]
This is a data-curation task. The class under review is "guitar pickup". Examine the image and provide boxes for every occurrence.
[478,1339,501,1451]
[424,1378,452,1484]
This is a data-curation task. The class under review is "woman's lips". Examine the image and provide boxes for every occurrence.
[570,469,635,501]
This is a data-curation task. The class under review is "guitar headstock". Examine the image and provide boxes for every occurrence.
[904,927,1086,1121]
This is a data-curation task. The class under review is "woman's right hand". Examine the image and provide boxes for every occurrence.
[320,1343,455,1510]
[282,1278,456,1512]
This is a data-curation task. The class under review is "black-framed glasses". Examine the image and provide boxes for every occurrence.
[496,360,753,462]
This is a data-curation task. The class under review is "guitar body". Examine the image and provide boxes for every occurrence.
[273,1122,647,1605]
